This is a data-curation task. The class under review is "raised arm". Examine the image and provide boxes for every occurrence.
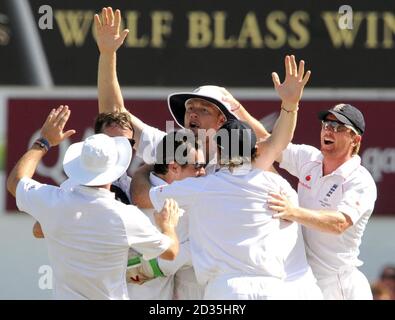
[7,105,75,197]
[94,7,129,113]
[254,55,310,171]
[94,8,152,151]
[221,89,270,141]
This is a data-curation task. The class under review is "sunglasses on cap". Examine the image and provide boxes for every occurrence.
[321,120,359,134]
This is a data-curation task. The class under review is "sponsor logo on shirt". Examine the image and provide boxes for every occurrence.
[27,184,38,191]
[298,180,311,190]
[319,184,339,207]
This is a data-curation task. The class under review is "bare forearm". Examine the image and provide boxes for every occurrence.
[267,103,298,154]
[159,228,179,260]
[131,164,154,208]
[98,52,125,113]
[7,146,46,197]
[254,103,297,170]
[235,104,270,141]
[158,241,191,275]
[291,207,351,234]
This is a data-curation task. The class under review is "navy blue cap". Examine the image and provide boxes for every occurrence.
[318,103,365,135]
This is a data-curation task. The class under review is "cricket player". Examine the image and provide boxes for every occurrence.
[8,105,180,299]
[269,103,377,299]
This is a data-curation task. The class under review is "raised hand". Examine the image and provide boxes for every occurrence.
[40,105,76,147]
[94,7,129,54]
[219,87,242,112]
[272,55,311,107]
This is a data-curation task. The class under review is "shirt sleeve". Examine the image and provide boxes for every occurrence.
[280,143,320,179]
[158,240,192,275]
[120,205,173,260]
[337,177,377,224]
[149,177,203,213]
[136,124,166,164]
[16,177,61,224]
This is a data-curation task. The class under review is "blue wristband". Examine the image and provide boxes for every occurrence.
[34,137,50,151]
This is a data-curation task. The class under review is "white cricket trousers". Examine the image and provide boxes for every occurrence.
[174,267,205,300]
[316,267,372,300]
[203,274,284,300]
[282,268,323,299]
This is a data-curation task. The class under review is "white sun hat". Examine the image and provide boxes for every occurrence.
[63,133,132,186]
[168,85,239,128]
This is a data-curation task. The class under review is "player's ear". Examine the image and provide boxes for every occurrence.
[217,115,226,128]
[168,162,180,175]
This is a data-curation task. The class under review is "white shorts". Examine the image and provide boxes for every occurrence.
[316,267,372,300]
[203,274,284,300]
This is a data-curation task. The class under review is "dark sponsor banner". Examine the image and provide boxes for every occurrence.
[0,1,29,85]
[2,0,395,86]
[5,97,395,214]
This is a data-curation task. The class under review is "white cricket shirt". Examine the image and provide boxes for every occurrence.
[16,178,171,300]
[280,143,377,278]
[150,166,299,285]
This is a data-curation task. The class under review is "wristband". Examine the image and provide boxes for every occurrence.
[34,137,51,152]
[281,106,299,113]
[232,103,241,112]
[148,258,164,277]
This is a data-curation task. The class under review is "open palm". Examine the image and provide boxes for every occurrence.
[94,7,129,54]
[272,55,311,106]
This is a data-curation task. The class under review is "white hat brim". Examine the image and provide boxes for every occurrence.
[63,136,132,186]
[168,92,238,128]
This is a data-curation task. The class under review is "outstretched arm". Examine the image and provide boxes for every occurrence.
[94,7,129,113]
[7,106,75,197]
[254,55,310,171]
[268,192,352,234]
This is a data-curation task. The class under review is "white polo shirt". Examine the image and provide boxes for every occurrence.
[150,166,300,286]
[280,143,377,278]
[16,177,171,300]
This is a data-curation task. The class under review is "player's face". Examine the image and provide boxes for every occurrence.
[177,148,206,180]
[184,98,226,135]
[320,114,359,159]
[103,123,133,139]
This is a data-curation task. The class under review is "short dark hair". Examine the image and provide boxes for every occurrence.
[153,130,202,175]
[94,112,134,134]
[214,120,258,168]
